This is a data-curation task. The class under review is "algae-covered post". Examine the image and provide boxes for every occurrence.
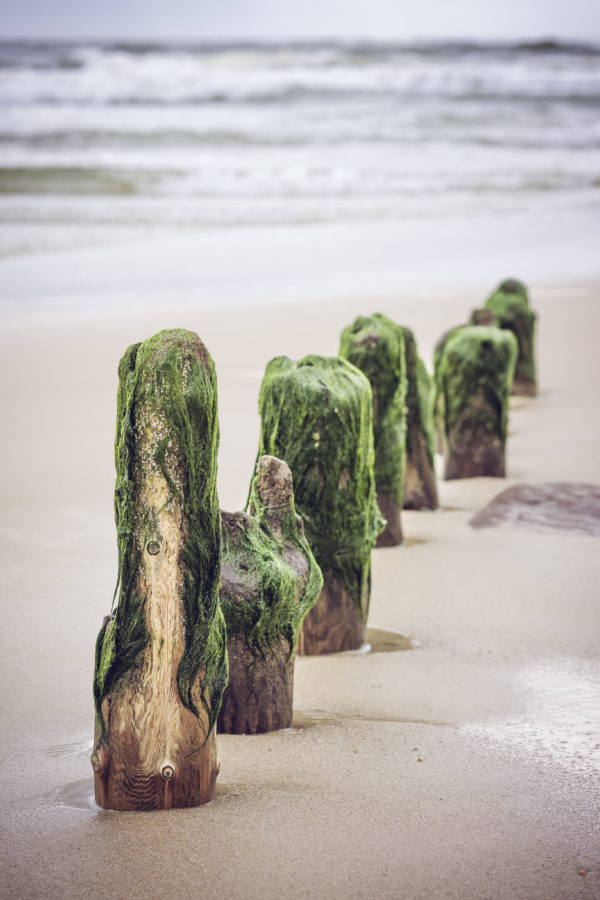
[432,324,465,454]
[339,313,406,545]
[483,278,537,396]
[255,355,383,654]
[399,327,438,510]
[436,326,518,480]
[218,456,322,734]
[92,329,227,811]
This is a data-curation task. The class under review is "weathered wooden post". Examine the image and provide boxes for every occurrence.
[256,355,383,654]
[218,455,322,734]
[92,329,228,811]
[432,324,464,454]
[399,327,439,510]
[435,326,518,479]
[470,307,497,327]
[480,278,537,396]
[339,313,406,546]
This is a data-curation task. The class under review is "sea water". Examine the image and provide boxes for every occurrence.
[0,39,599,316]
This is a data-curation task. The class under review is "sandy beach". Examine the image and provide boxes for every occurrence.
[0,257,599,899]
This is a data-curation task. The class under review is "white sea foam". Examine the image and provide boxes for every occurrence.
[464,659,600,777]
[0,39,599,304]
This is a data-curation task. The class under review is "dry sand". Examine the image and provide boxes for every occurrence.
[0,279,599,899]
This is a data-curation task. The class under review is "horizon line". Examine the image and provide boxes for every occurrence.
[1,32,600,44]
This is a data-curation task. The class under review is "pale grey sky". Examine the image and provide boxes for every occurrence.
[1,0,599,41]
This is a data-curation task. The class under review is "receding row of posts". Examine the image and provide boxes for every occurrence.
[92,278,537,810]
[434,278,536,479]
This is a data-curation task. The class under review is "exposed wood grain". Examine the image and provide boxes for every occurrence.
[93,336,221,811]
[94,455,218,810]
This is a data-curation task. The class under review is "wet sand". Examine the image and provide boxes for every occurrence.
[0,278,599,898]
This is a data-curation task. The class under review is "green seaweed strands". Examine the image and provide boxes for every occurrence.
[414,356,436,469]
[400,327,439,510]
[438,326,518,479]
[221,459,323,659]
[218,456,323,733]
[433,324,464,388]
[94,329,228,743]
[339,313,407,514]
[483,278,537,395]
[432,323,467,453]
[255,355,383,614]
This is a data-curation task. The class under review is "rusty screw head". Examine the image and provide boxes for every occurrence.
[146,539,161,556]
[161,764,174,780]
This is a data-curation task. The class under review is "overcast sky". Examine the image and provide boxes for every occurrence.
[1,0,599,41]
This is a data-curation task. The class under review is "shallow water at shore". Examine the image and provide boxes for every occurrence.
[465,659,600,777]
[2,38,598,331]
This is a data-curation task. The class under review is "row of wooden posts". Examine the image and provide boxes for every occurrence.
[91,278,536,810]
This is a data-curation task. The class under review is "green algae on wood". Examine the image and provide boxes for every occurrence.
[400,328,439,510]
[432,323,464,438]
[483,278,537,396]
[436,326,518,479]
[339,313,407,545]
[218,455,323,734]
[255,354,384,653]
[92,328,227,810]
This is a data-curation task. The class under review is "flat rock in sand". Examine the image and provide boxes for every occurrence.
[470,482,600,535]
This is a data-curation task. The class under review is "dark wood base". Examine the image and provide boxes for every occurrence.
[218,636,294,734]
[512,376,537,397]
[444,395,506,480]
[403,426,439,510]
[297,574,366,655]
[375,490,403,546]
[445,435,505,479]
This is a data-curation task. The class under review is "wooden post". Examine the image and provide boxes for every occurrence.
[339,313,406,546]
[435,326,518,479]
[470,308,497,327]
[483,278,537,396]
[255,355,384,655]
[400,328,439,511]
[92,329,227,811]
[218,456,322,734]
[432,324,465,455]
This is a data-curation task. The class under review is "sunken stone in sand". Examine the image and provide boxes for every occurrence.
[471,482,600,535]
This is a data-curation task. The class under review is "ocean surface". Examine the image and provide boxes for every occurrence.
[1,38,599,259]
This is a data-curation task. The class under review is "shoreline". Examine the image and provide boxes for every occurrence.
[1,275,599,898]
[2,210,600,326]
